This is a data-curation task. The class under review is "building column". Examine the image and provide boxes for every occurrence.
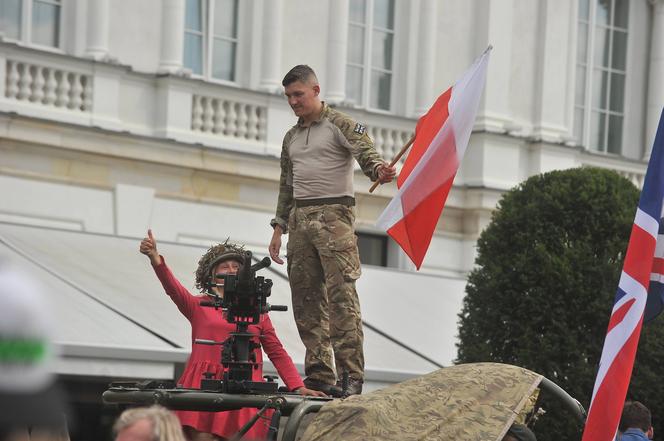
[473,0,514,132]
[646,0,664,152]
[84,0,110,60]
[531,0,574,142]
[413,0,437,115]
[325,0,349,104]
[259,0,284,93]
[159,0,186,73]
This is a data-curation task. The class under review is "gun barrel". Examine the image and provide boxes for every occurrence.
[102,388,331,414]
[250,257,272,272]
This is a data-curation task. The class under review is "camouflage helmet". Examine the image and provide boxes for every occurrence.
[195,240,246,292]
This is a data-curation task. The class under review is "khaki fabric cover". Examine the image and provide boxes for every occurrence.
[299,363,542,441]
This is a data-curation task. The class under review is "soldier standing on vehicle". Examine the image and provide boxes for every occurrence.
[268,65,396,396]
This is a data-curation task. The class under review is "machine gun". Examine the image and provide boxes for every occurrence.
[196,250,288,395]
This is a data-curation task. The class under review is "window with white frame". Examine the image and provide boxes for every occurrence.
[184,0,239,82]
[0,0,61,48]
[357,232,388,267]
[574,0,628,154]
[345,0,395,111]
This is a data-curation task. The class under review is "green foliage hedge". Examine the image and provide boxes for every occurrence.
[456,167,664,440]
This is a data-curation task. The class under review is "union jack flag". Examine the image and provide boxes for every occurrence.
[582,108,664,441]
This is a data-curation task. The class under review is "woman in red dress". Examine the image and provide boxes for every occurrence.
[139,230,324,441]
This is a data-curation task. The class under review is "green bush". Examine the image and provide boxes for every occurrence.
[455,167,659,440]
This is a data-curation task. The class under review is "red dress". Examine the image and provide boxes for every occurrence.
[153,259,304,439]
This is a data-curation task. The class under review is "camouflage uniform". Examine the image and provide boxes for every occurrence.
[271,103,385,385]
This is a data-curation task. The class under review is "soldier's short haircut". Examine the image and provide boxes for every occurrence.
[619,401,652,432]
[282,65,318,87]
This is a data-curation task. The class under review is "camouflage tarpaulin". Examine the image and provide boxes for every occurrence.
[299,363,542,441]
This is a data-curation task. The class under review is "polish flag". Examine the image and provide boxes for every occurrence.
[376,47,491,269]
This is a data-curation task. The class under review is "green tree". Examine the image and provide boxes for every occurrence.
[455,167,658,440]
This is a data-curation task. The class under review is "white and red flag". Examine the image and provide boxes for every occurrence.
[582,109,664,441]
[376,47,491,269]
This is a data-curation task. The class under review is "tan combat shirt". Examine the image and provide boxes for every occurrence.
[270,103,384,233]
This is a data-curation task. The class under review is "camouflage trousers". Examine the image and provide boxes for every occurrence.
[287,204,364,384]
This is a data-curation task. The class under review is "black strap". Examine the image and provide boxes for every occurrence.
[294,196,355,207]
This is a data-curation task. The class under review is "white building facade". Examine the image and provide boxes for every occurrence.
[0,0,660,273]
[0,0,662,436]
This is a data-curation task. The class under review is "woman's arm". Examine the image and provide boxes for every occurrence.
[140,229,197,319]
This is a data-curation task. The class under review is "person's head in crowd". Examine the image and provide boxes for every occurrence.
[113,406,185,441]
[0,263,69,439]
[502,423,537,441]
[619,400,653,439]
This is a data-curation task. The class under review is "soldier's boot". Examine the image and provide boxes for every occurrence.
[303,378,343,397]
[336,377,363,397]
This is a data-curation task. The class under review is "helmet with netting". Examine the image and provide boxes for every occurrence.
[194,240,246,292]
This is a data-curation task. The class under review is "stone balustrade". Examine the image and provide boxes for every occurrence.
[191,94,267,142]
[367,126,413,164]
[580,160,646,189]
[5,59,92,112]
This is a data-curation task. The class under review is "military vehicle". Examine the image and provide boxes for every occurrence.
[103,362,585,440]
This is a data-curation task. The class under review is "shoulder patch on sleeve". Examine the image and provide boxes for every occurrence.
[353,123,367,135]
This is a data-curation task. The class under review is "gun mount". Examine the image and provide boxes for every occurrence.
[197,250,288,395]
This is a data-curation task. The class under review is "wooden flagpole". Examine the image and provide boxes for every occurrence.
[369,134,416,193]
